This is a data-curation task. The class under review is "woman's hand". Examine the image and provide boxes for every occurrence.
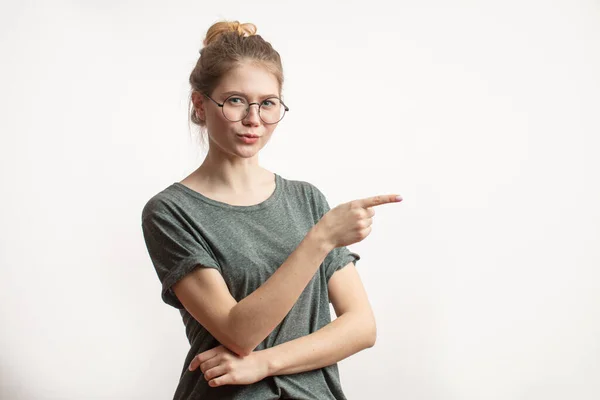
[188,345,269,387]
[316,194,402,248]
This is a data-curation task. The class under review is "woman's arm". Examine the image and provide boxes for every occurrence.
[173,225,334,357]
[177,194,393,358]
[259,262,376,375]
[188,262,375,387]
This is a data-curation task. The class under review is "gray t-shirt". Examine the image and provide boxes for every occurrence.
[141,173,360,400]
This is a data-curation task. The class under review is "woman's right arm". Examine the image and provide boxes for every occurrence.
[173,224,332,357]
[172,194,400,357]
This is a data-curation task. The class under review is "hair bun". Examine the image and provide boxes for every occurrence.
[203,20,258,47]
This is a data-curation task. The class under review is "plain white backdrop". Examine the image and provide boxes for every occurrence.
[1,0,599,399]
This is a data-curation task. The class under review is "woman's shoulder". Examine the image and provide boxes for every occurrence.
[279,174,324,198]
[141,183,182,222]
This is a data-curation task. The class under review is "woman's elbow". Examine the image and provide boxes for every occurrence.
[366,324,377,348]
[362,313,377,348]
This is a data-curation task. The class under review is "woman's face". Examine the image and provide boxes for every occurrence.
[196,62,282,160]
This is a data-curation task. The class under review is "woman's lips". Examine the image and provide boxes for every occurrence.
[237,134,259,144]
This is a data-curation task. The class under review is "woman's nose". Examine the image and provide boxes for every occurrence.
[243,103,261,125]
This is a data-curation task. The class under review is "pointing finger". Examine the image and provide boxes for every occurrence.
[357,194,402,208]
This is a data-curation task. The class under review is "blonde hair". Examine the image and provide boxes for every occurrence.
[188,20,284,149]
[203,21,257,46]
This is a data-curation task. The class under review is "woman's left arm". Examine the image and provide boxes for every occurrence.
[260,262,376,376]
[189,263,375,386]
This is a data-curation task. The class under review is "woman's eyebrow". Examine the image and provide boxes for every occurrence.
[221,90,279,98]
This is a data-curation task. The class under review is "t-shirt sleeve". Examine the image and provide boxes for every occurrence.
[311,185,361,283]
[141,210,221,310]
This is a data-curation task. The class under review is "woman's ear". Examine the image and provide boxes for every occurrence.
[191,91,206,121]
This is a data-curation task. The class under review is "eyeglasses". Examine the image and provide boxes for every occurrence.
[203,93,289,124]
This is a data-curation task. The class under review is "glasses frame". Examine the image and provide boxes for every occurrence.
[203,93,289,124]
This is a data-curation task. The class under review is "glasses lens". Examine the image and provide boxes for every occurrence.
[259,97,285,124]
[222,96,248,122]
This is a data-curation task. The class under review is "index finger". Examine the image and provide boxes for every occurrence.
[356,194,402,208]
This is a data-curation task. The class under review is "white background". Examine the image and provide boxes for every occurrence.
[1,0,599,399]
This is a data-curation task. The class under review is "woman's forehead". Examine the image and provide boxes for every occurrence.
[216,64,280,96]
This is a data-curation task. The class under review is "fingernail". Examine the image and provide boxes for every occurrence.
[395,195,403,201]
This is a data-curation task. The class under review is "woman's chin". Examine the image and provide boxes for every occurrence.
[231,143,261,158]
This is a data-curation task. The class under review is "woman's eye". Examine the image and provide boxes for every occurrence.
[262,99,277,107]
[228,97,247,105]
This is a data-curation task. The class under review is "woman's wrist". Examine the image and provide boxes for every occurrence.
[254,348,279,377]
[308,223,334,255]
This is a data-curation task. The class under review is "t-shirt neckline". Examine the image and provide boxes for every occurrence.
[171,173,282,212]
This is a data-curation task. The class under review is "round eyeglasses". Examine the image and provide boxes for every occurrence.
[203,93,289,124]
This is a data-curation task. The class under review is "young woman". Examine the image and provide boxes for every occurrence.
[141,20,402,400]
